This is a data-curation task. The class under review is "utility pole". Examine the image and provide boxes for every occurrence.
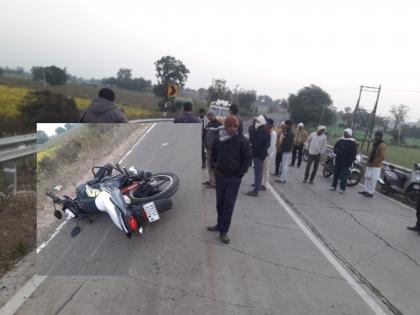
[351,86,363,130]
[359,85,381,153]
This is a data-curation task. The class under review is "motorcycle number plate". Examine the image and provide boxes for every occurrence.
[143,202,160,222]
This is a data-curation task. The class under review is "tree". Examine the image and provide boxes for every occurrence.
[390,104,409,130]
[0,67,3,76]
[236,89,257,117]
[19,91,80,130]
[153,56,190,111]
[117,68,132,82]
[31,66,67,85]
[288,85,333,126]
[55,126,66,134]
[206,79,232,103]
[37,130,49,144]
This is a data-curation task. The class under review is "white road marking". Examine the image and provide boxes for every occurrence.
[162,143,168,146]
[0,275,47,315]
[268,183,388,315]
[0,123,157,315]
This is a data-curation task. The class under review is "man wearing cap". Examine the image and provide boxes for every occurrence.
[202,110,223,188]
[329,129,357,193]
[290,122,308,168]
[208,115,252,244]
[303,126,327,184]
[246,115,271,196]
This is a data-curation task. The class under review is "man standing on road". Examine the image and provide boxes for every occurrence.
[273,121,285,176]
[202,110,223,189]
[80,88,128,123]
[359,131,386,198]
[261,118,277,190]
[246,115,271,196]
[290,122,308,168]
[208,115,252,244]
[199,108,208,169]
[407,189,420,233]
[329,129,357,194]
[173,102,201,123]
[303,126,327,184]
[275,120,294,183]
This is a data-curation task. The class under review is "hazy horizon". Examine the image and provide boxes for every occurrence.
[2,0,420,121]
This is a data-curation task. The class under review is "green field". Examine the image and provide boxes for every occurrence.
[325,125,420,168]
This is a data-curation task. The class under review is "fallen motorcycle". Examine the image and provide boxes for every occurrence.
[46,163,179,238]
[322,153,362,187]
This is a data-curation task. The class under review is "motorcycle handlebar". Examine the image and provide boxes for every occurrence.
[46,191,61,203]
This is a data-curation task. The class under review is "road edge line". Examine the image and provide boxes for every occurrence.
[268,183,388,315]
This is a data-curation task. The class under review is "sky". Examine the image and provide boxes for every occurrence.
[1,0,420,121]
[37,123,65,136]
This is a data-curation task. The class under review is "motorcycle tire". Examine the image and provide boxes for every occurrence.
[405,186,418,206]
[347,170,361,187]
[129,172,179,204]
[322,166,332,178]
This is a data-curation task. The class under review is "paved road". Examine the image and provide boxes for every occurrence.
[3,122,420,314]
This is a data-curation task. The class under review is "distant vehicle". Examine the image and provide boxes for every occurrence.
[209,100,230,123]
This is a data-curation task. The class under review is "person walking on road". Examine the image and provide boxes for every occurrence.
[275,120,294,183]
[173,102,201,123]
[199,108,208,169]
[407,189,420,233]
[303,126,327,184]
[208,115,252,244]
[359,131,386,198]
[290,122,308,168]
[202,110,223,188]
[329,129,357,194]
[80,88,128,123]
[246,115,271,196]
[261,118,277,190]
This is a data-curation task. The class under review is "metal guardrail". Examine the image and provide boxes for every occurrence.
[0,134,37,163]
[129,118,174,123]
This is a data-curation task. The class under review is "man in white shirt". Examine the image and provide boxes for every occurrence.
[262,118,277,190]
[303,125,327,184]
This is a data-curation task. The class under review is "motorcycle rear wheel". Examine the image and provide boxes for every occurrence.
[347,171,361,187]
[405,186,418,205]
[129,172,179,204]
[322,166,332,178]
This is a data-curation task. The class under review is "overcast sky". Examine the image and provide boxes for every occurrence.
[2,0,420,121]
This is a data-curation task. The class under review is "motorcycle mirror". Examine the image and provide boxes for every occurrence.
[71,226,81,237]
[54,210,62,219]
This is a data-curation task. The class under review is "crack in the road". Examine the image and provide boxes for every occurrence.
[205,239,344,282]
[126,275,258,310]
[353,244,389,264]
[273,186,405,315]
[293,202,412,218]
[54,280,87,315]
[308,187,420,268]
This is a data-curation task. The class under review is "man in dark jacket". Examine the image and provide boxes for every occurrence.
[407,186,420,233]
[275,120,294,183]
[329,128,357,193]
[229,104,243,134]
[246,115,270,196]
[199,108,208,168]
[80,88,128,123]
[173,102,201,123]
[208,115,252,244]
[202,110,223,188]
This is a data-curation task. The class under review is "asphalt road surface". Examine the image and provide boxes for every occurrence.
[2,122,420,314]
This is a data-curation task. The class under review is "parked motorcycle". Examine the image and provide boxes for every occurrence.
[378,162,420,205]
[46,163,179,238]
[322,153,363,187]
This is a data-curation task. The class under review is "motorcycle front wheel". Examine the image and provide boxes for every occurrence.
[129,172,179,204]
[322,166,333,177]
